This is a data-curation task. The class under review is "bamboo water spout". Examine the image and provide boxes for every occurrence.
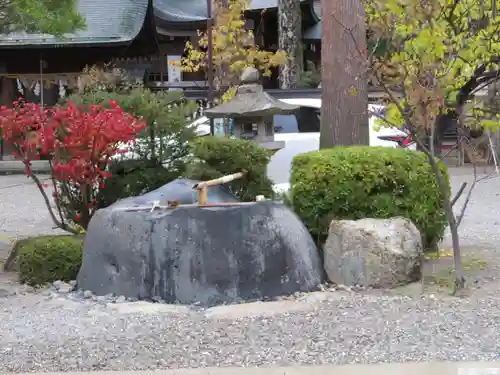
[192,170,247,205]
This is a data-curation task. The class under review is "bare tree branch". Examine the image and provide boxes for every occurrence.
[451,182,467,206]
[27,168,78,235]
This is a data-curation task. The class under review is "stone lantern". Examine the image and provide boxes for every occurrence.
[204,67,299,150]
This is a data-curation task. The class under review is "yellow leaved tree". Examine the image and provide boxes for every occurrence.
[353,0,500,292]
[182,0,287,102]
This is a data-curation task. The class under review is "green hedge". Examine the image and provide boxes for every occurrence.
[186,136,274,202]
[17,235,83,286]
[291,146,450,249]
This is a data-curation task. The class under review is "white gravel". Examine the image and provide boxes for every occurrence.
[1,169,500,372]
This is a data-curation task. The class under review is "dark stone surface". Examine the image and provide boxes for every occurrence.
[77,201,323,306]
[111,178,240,209]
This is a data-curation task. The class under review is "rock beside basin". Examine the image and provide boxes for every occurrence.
[323,217,423,288]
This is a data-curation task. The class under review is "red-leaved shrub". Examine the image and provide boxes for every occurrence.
[0,99,145,232]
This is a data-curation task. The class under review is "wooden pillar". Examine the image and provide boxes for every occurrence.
[278,0,303,88]
[0,77,17,160]
[320,0,368,148]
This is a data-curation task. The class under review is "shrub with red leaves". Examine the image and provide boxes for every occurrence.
[0,99,145,232]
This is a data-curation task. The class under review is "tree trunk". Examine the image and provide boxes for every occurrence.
[320,0,368,148]
[427,152,465,292]
[278,0,303,89]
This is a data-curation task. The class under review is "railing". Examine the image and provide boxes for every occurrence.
[146,80,400,102]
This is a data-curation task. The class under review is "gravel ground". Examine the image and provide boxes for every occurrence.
[1,169,500,372]
[2,292,500,372]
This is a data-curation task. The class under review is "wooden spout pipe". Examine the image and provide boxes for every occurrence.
[192,170,247,205]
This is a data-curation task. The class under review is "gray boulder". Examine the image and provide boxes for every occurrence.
[323,217,423,288]
[76,201,323,306]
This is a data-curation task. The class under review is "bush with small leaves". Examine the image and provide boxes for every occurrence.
[17,235,83,286]
[0,99,145,232]
[68,88,198,207]
[186,136,275,202]
[291,146,450,250]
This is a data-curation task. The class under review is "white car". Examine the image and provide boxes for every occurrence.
[192,98,415,192]
[116,98,414,193]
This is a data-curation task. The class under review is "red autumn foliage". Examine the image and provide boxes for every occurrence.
[0,99,145,185]
[0,99,145,232]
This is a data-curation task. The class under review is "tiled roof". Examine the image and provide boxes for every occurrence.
[0,0,149,46]
[152,0,320,40]
[152,0,308,23]
[153,0,207,23]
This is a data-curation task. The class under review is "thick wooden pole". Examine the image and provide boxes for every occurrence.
[320,0,368,148]
[206,0,215,135]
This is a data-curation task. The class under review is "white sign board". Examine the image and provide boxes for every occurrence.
[213,118,225,137]
[167,55,182,91]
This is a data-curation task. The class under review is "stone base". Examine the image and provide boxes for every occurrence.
[77,201,323,306]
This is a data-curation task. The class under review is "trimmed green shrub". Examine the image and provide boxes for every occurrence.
[291,146,450,249]
[17,235,83,286]
[186,136,274,202]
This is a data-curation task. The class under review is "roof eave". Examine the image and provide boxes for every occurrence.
[0,37,131,49]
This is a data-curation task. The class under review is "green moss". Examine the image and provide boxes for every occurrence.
[425,255,487,289]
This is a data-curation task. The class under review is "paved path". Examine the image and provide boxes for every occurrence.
[448,168,500,248]
[0,160,50,175]
[0,174,63,261]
